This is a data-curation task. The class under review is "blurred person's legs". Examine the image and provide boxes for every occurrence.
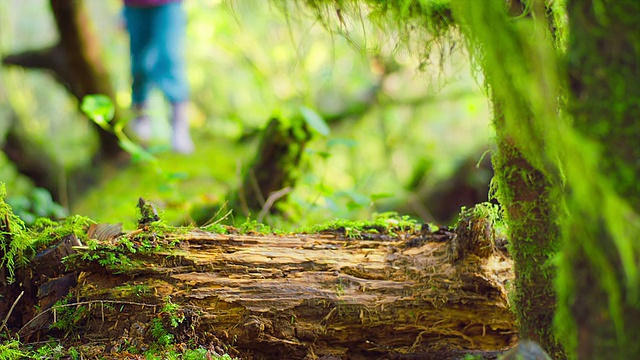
[124,6,155,141]
[124,2,193,153]
[151,2,193,153]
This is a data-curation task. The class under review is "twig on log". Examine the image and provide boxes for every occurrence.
[1,290,24,336]
[257,187,292,222]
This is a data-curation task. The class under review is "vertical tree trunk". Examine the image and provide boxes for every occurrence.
[2,0,127,203]
[491,107,563,357]
[49,0,123,161]
[450,1,566,357]
[3,0,123,162]
[565,0,640,358]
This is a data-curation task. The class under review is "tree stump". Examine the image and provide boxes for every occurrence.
[237,117,311,218]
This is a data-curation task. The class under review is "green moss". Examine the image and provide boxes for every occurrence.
[0,340,27,360]
[31,215,95,249]
[274,0,457,61]
[65,225,187,274]
[301,212,419,238]
[491,138,562,356]
[0,183,35,283]
[236,219,283,235]
[0,182,101,283]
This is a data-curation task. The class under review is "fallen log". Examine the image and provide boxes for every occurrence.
[2,208,515,359]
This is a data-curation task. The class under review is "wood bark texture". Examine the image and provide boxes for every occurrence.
[7,219,516,359]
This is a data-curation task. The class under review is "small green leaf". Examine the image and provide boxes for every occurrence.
[81,95,115,130]
[300,106,330,136]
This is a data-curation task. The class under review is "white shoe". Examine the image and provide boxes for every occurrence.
[130,104,152,142]
[131,115,153,142]
[171,102,195,154]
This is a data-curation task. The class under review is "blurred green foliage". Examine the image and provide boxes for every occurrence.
[6,187,68,226]
[0,0,492,230]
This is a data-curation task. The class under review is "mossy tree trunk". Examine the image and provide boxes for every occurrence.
[451,2,566,357]
[237,117,311,218]
[563,0,640,357]
[491,120,561,356]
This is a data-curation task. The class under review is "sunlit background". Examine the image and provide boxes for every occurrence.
[0,0,493,229]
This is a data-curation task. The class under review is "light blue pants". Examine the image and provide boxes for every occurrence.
[124,2,189,105]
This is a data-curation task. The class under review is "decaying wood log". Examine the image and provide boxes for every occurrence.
[4,211,516,359]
